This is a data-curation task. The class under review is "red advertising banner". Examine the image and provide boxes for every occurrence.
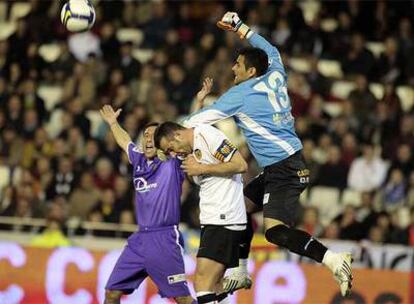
[0,242,410,304]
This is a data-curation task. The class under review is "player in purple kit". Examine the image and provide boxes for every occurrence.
[100,105,195,304]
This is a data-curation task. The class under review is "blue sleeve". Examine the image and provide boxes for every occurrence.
[127,142,145,166]
[248,32,285,73]
[183,88,243,127]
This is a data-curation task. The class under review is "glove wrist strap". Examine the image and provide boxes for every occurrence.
[237,23,253,39]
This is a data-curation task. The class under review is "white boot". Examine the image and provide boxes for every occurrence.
[222,259,252,294]
[323,251,353,296]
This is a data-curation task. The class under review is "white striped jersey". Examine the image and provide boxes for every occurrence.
[184,32,302,168]
[192,124,247,226]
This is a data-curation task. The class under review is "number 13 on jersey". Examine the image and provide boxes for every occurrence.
[253,70,290,112]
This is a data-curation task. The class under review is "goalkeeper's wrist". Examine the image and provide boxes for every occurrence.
[237,23,253,39]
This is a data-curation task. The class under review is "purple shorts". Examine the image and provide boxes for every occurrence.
[105,225,191,298]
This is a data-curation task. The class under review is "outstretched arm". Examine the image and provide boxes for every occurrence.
[100,105,132,154]
[217,11,285,72]
[191,77,214,113]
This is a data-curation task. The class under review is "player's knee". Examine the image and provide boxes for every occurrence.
[265,224,290,247]
[174,295,195,304]
[104,289,122,303]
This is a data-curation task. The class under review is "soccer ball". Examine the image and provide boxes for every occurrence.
[61,0,95,32]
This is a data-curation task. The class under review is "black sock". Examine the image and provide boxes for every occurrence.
[239,214,254,259]
[265,225,327,263]
[197,293,216,304]
[216,293,228,302]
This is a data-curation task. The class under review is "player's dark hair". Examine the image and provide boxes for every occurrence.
[237,47,268,77]
[154,122,185,149]
[143,122,159,132]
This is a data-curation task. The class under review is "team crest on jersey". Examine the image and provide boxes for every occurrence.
[194,149,202,160]
[214,139,236,161]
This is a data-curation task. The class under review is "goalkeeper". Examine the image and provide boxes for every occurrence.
[185,12,353,297]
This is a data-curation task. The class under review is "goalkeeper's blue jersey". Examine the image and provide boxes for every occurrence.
[184,32,302,168]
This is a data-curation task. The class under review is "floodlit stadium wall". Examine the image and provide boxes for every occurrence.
[0,240,412,304]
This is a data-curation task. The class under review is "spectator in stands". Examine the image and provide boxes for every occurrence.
[323,222,340,240]
[330,12,353,58]
[367,225,385,244]
[313,133,332,164]
[5,94,24,134]
[301,139,320,186]
[62,63,96,107]
[398,18,413,57]
[382,168,406,209]
[348,143,388,192]
[383,115,414,160]
[341,133,359,167]
[100,22,120,65]
[388,144,413,179]
[51,43,77,81]
[21,78,48,122]
[93,157,117,190]
[356,192,380,238]
[22,128,53,169]
[307,95,330,140]
[31,215,70,248]
[66,98,91,139]
[348,74,377,125]
[91,189,120,223]
[336,205,362,241]
[298,206,323,237]
[130,64,154,104]
[32,156,53,193]
[116,41,141,82]
[69,172,100,220]
[306,56,332,98]
[341,33,375,78]
[271,18,293,52]
[79,139,101,171]
[376,37,403,84]
[46,156,76,200]
[314,145,349,190]
[113,176,133,212]
[0,126,24,167]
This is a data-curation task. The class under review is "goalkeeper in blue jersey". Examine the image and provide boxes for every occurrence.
[185,12,353,297]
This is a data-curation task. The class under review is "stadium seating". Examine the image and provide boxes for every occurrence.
[309,186,341,226]
[340,189,362,207]
[39,43,62,63]
[317,60,343,78]
[116,28,144,46]
[330,80,355,99]
[9,2,31,21]
[396,86,414,112]
[37,85,63,111]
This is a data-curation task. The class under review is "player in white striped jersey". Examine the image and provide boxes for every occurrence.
[155,122,247,304]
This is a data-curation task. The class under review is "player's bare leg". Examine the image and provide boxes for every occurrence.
[104,289,122,304]
[195,257,226,303]
[223,199,257,294]
[214,278,231,303]
[174,295,196,304]
[264,217,353,296]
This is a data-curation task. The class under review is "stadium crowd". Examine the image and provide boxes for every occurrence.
[1,0,414,247]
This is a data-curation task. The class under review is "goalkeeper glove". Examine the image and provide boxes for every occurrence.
[216,12,251,39]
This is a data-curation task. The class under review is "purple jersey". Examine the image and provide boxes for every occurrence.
[127,142,185,228]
